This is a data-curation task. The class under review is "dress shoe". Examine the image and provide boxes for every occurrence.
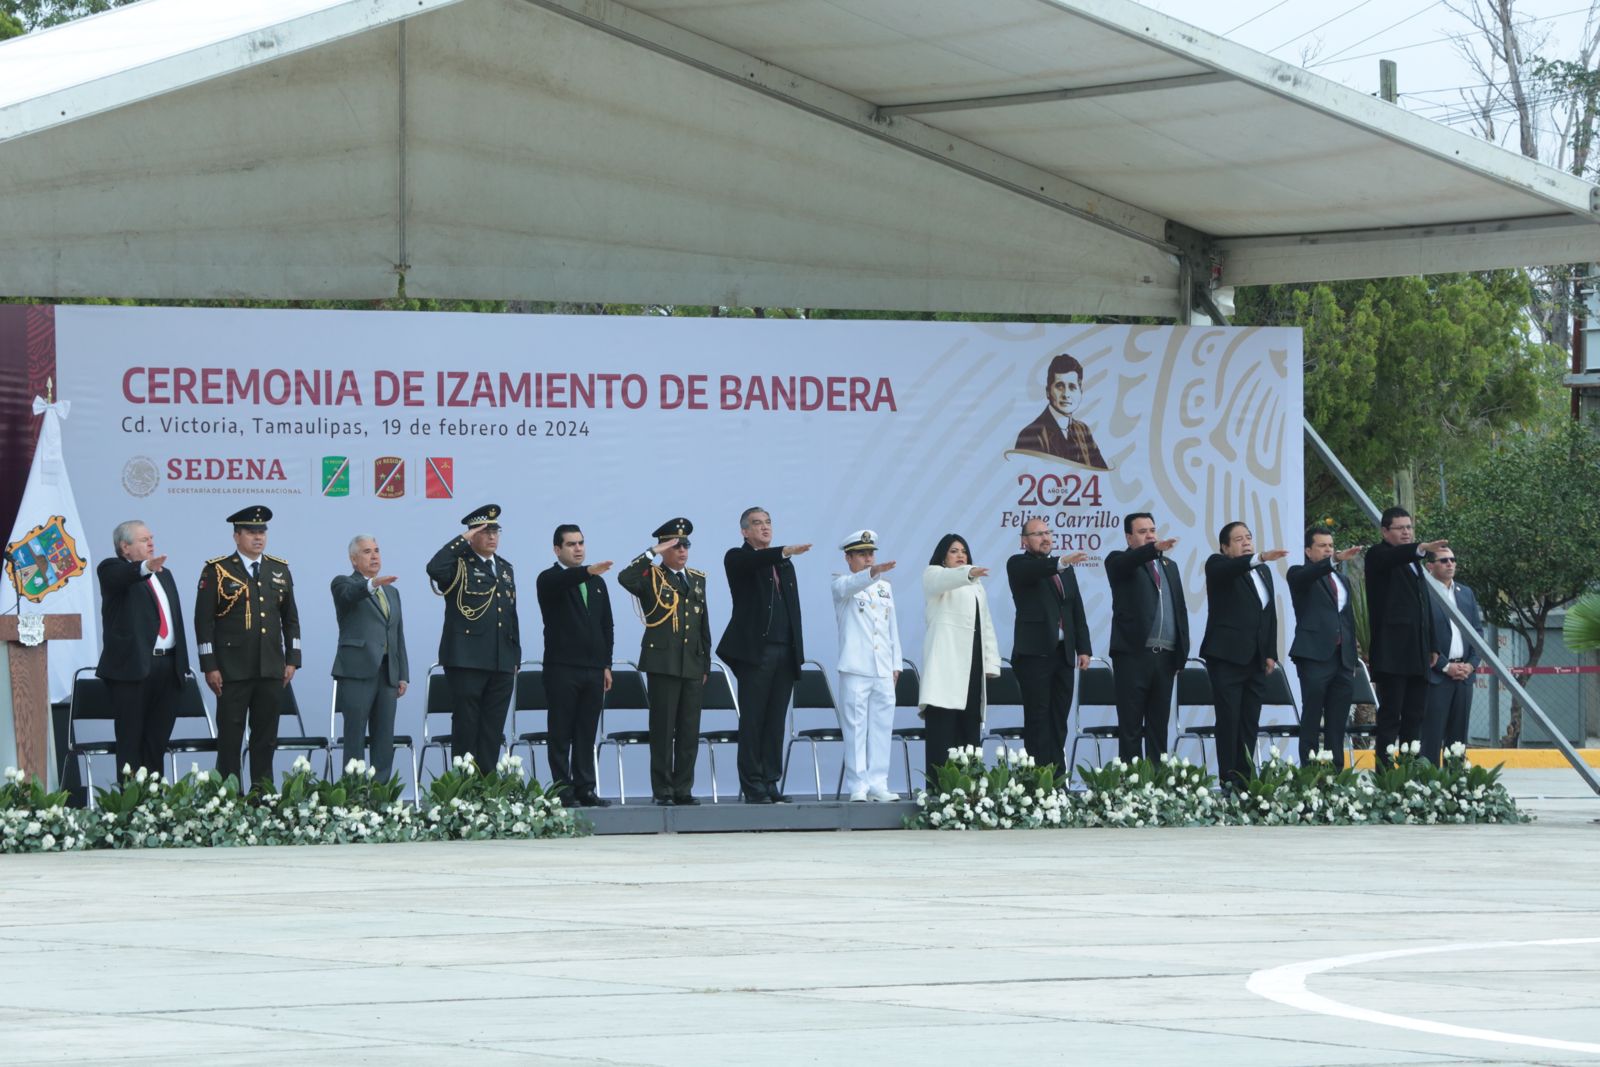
[868,789,901,802]
[848,788,869,802]
[653,796,675,806]
[769,790,791,804]
[742,792,773,804]
[581,793,611,808]
[674,795,701,806]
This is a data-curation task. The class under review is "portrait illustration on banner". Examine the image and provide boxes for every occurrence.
[1010,351,1110,470]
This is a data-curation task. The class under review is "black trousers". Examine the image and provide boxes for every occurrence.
[732,643,796,798]
[1372,669,1428,765]
[1110,649,1178,762]
[1014,645,1075,773]
[1420,670,1473,764]
[545,662,604,796]
[445,667,515,772]
[1208,659,1266,790]
[1293,656,1352,769]
[646,672,703,800]
[925,628,984,787]
[216,675,282,791]
[105,654,182,778]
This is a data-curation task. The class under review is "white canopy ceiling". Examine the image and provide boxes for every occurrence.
[2,0,1597,316]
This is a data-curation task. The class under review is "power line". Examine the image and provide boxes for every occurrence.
[1225,0,1295,36]
[1268,0,1384,54]
[1314,0,1447,64]
[1304,3,1597,67]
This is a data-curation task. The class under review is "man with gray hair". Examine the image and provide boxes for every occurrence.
[95,520,192,777]
[331,534,409,780]
[718,506,810,803]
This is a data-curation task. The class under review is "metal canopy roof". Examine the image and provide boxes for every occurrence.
[2,0,1597,315]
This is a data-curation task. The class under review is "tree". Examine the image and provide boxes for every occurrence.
[1232,272,1563,521]
[0,1,136,32]
[1438,418,1600,742]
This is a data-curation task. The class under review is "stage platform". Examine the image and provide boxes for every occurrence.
[579,797,914,834]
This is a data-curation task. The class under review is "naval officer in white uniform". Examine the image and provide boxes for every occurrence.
[830,530,903,801]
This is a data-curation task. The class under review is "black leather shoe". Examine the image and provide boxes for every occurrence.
[769,791,792,804]
[581,793,611,808]
[653,796,675,806]
[742,792,773,804]
[674,795,701,806]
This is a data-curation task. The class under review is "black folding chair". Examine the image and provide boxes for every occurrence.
[1345,659,1381,766]
[328,677,419,797]
[418,665,455,783]
[1255,665,1303,764]
[890,659,922,795]
[164,672,219,781]
[63,668,117,805]
[1065,657,1118,784]
[506,661,551,783]
[1172,658,1216,769]
[269,682,334,779]
[697,660,740,802]
[980,660,1026,758]
[596,663,651,804]
[780,660,843,799]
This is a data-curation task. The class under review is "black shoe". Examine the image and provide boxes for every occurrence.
[742,792,773,804]
[769,791,792,804]
[584,794,611,809]
[674,795,701,806]
[653,796,675,806]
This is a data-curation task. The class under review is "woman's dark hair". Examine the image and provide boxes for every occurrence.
[929,533,973,567]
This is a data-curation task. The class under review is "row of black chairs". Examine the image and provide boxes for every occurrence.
[65,654,1384,806]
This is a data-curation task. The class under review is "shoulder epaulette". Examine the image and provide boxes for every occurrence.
[687,567,706,578]
[206,554,230,564]
[264,554,289,565]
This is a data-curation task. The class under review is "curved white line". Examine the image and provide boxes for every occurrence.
[1247,937,1600,1056]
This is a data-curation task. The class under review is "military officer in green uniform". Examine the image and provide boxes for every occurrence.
[617,518,711,805]
[427,504,521,771]
[194,505,301,792]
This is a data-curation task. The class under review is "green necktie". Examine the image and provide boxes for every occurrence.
[579,581,589,610]
[375,585,390,618]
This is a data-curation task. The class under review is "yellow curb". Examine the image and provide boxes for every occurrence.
[1346,749,1600,770]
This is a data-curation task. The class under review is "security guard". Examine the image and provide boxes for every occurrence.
[194,505,301,792]
[426,504,520,771]
[616,519,711,805]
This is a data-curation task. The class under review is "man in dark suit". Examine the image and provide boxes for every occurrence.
[426,504,520,772]
[1420,549,1484,764]
[194,505,300,792]
[1364,507,1450,766]
[1200,522,1287,790]
[716,507,811,804]
[331,534,409,781]
[618,519,712,805]
[1006,517,1091,774]
[536,523,615,806]
[96,519,191,778]
[1012,352,1109,470]
[1103,512,1188,762]
[1286,526,1363,769]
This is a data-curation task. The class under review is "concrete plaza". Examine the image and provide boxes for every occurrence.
[1,771,1596,1066]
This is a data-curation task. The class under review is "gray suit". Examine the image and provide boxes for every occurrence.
[331,572,410,779]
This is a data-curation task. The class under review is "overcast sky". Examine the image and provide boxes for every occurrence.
[1141,0,1596,158]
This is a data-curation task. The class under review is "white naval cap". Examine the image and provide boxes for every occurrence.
[841,529,878,552]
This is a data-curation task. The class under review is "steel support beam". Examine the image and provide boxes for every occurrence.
[1303,421,1600,794]
[876,72,1231,118]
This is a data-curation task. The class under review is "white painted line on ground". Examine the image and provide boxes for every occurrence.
[1247,937,1600,1055]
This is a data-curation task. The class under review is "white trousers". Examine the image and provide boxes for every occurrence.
[837,672,896,793]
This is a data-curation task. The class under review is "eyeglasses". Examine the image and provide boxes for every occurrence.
[1434,558,1456,564]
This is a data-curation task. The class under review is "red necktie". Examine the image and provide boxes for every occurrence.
[1148,560,1162,588]
[147,577,169,640]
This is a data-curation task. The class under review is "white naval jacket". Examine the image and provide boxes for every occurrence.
[831,568,902,678]
[919,564,1001,719]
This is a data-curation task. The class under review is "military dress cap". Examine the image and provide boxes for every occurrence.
[227,505,272,529]
[653,517,693,547]
[841,529,878,553]
[462,503,501,528]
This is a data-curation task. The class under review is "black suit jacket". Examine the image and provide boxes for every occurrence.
[536,562,614,670]
[1006,552,1091,659]
[96,558,190,682]
[715,542,803,670]
[1287,557,1357,670]
[1103,543,1189,658]
[1200,553,1279,669]
[1426,582,1484,685]
[1364,540,1433,676]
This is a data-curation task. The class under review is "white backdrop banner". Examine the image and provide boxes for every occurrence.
[53,307,1303,790]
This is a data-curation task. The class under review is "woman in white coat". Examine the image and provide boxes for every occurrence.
[920,533,1001,787]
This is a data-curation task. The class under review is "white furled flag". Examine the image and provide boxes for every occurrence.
[2,397,98,703]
